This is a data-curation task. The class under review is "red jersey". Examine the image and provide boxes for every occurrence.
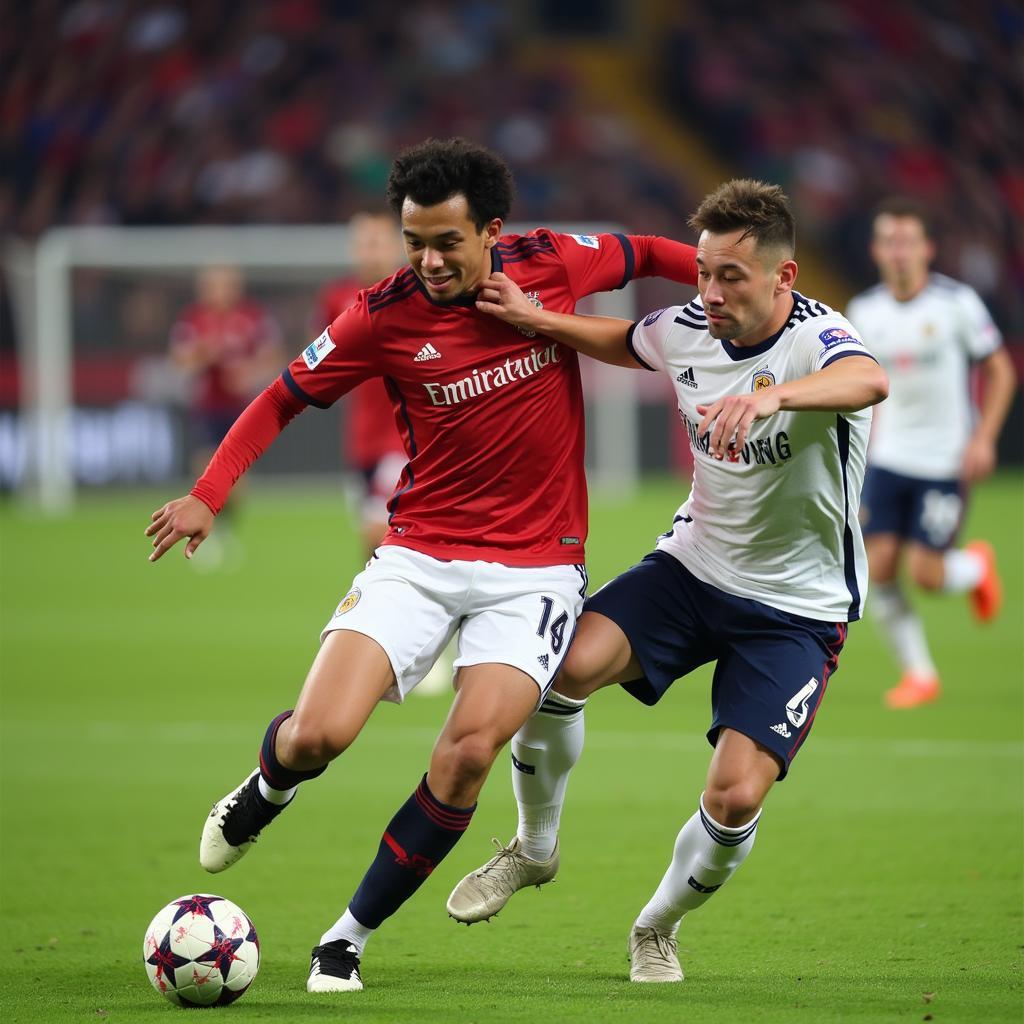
[194,229,697,566]
[170,301,281,415]
[316,279,405,468]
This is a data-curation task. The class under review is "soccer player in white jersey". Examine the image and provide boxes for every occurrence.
[846,199,1016,709]
[446,179,889,983]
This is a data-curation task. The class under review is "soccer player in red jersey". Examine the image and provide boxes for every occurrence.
[170,265,283,472]
[146,138,698,994]
[314,210,407,558]
[169,266,282,563]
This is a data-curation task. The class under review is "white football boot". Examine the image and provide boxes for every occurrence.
[199,769,289,873]
[628,925,684,982]
[446,836,559,923]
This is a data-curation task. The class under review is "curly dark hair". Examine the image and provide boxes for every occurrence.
[689,179,795,258]
[385,138,515,230]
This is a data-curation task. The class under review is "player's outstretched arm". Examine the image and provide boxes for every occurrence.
[476,273,638,368]
[697,355,889,460]
[144,378,307,562]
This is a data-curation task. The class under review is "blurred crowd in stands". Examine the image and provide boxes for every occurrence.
[1,0,1020,335]
[1,0,690,239]
[660,0,1022,331]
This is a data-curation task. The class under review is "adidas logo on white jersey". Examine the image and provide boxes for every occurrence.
[413,343,442,362]
[676,366,698,388]
[770,722,792,738]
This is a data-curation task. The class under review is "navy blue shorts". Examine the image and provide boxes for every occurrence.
[584,551,847,779]
[860,466,966,550]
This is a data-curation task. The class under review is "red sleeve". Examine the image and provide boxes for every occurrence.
[544,231,631,299]
[628,235,698,286]
[544,230,697,299]
[190,378,305,514]
[284,296,378,408]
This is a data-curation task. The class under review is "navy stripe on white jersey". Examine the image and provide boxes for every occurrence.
[787,292,831,324]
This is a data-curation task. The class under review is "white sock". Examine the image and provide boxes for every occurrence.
[257,777,297,806]
[869,581,938,678]
[942,548,984,593]
[512,690,586,861]
[319,908,375,955]
[635,795,759,935]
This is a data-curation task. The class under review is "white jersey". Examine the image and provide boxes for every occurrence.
[846,274,1002,480]
[628,292,874,622]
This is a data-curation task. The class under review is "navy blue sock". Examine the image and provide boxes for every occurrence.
[258,710,328,790]
[348,775,475,929]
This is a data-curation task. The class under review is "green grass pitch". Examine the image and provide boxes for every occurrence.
[1,475,1021,1023]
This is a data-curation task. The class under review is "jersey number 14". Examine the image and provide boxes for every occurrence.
[536,597,569,654]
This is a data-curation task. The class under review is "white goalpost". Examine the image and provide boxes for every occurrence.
[4,223,640,514]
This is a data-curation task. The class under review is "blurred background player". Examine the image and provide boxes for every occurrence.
[313,211,451,695]
[314,212,407,560]
[847,199,1017,709]
[170,265,283,565]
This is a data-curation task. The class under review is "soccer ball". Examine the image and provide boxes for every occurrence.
[143,894,259,1007]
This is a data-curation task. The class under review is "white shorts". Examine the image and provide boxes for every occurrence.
[321,545,587,704]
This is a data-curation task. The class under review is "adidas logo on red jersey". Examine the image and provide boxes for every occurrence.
[413,343,442,362]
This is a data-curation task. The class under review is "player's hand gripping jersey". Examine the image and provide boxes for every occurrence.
[628,293,875,621]
[192,230,697,565]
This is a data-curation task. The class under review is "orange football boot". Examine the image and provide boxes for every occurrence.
[885,672,941,709]
[965,540,1002,623]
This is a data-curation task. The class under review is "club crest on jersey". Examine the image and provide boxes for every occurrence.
[569,233,600,249]
[334,588,361,616]
[302,329,335,370]
[752,369,775,391]
[518,292,543,338]
[785,677,819,728]
[818,327,862,351]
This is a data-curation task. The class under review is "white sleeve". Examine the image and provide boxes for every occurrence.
[955,286,1003,360]
[791,316,876,376]
[626,306,676,374]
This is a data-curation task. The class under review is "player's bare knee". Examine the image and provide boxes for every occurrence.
[909,558,944,591]
[447,732,502,782]
[703,782,764,827]
[278,721,349,768]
